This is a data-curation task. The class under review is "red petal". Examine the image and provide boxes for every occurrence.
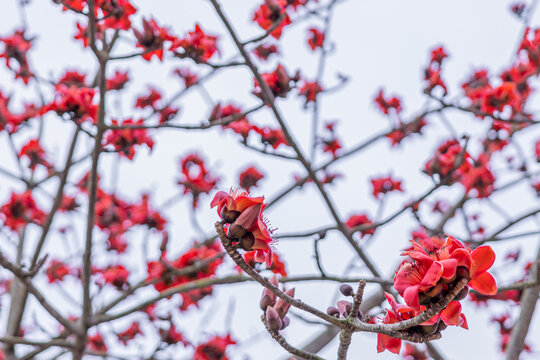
[377,334,401,354]
[403,285,420,309]
[210,191,228,209]
[439,259,457,279]
[451,248,471,269]
[470,246,495,278]
[440,301,461,326]
[469,271,497,295]
[419,261,443,289]
[459,313,469,330]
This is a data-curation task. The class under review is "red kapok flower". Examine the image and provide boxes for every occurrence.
[211,189,275,266]
[307,28,325,50]
[170,24,219,62]
[252,1,291,40]
[375,89,402,115]
[345,213,375,237]
[18,139,53,171]
[106,70,129,90]
[177,153,220,208]
[194,334,236,360]
[239,166,265,191]
[370,175,404,199]
[0,29,33,83]
[0,191,46,231]
[117,321,142,346]
[104,118,154,160]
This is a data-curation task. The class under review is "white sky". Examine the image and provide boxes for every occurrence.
[1,0,540,359]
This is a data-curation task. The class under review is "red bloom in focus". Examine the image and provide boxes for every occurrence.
[170,24,219,62]
[105,118,154,160]
[239,166,265,191]
[106,70,129,90]
[253,1,292,40]
[345,213,375,237]
[194,334,236,360]
[394,235,497,309]
[377,293,421,354]
[117,322,142,345]
[46,260,72,283]
[18,139,53,171]
[298,80,323,105]
[374,89,402,115]
[0,191,45,231]
[307,28,325,50]
[0,29,33,83]
[211,189,275,266]
[370,175,403,199]
[177,153,220,208]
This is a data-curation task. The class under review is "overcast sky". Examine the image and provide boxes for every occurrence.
[1,0,540,359]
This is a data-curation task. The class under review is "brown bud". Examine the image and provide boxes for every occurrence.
[339,284,354,297]
[220,208,240,223]
[357,310,363,320]
[454,286,469,301]
[327,306,339,317]
[239,232,255,250]
[229,224,248,239]
[266,306,282,332]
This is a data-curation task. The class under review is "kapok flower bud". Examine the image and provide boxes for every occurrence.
[239,232,255,251]
[275,288,295,319]
[220,208,241,223]
[280,316,290,330]
[357,310,363,320]
[260,275,279,310]
[327,306,339,317]
[339,284,354,297]
[266,306,282,332]
[228,223,248,239]
[337,300,352,318]
[260,294,274,310]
